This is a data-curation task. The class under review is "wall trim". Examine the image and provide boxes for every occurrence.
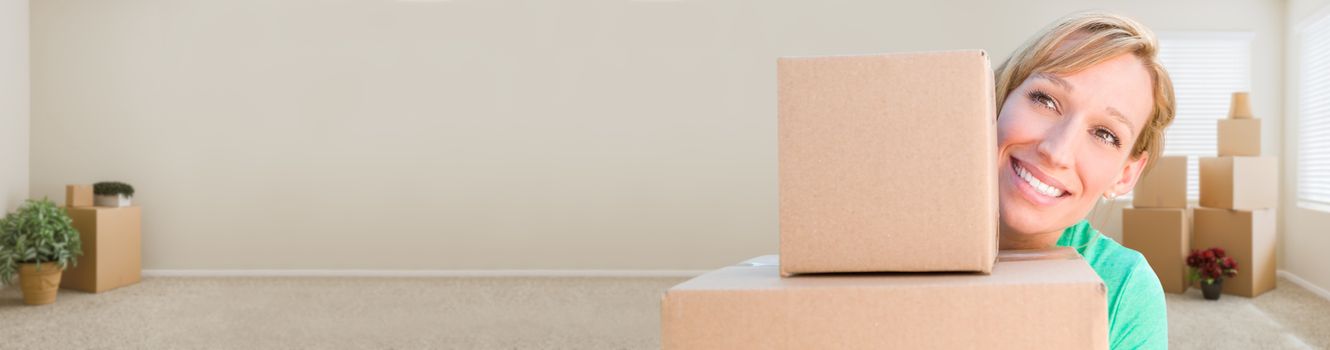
[142,269,707,278]
[1278,270,1330,302]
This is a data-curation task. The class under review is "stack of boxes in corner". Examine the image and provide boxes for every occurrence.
[1196,92,1278,297]
[62,185,143,293]
[1122,92,1279,298]
[660,51,1108,349]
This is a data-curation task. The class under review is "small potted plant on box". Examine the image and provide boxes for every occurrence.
[0,198,83,305]
[1186,247,1238,300]
[93,181,135,207]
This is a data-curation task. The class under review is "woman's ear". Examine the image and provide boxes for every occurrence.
[1110,153,1151,197]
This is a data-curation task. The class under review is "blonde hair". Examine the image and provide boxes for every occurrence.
[995,11,1176,173]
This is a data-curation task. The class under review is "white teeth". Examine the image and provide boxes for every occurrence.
[1016,164,1066,198]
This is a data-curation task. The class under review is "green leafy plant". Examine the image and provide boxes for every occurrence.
[93,181,135,198]
[0,198,83,285]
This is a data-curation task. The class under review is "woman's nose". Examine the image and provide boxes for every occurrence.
[1035,120,1077,169]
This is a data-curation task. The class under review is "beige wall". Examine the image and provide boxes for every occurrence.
[30,0,1286,270]
[1283,0,1330,292]
[1,0,28,214]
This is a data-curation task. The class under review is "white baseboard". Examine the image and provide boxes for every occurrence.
[142,269,708,278]
[1278,270,1330,302]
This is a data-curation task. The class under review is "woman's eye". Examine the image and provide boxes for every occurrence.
[1093,128,1122,148]
[1027,90,1058,112]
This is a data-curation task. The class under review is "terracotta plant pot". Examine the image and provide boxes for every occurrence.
[18,262,64,305]
[1202,279,1224,300]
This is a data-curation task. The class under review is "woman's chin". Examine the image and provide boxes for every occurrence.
[999,202,1061,236]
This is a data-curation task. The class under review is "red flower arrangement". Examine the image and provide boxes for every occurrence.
[1186,247,1238,285]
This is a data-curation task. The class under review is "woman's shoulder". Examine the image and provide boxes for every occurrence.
[1059,221,1160,292]
[1089,231,1150,272]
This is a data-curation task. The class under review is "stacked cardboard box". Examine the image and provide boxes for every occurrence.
[1199,157,1278,210]
[1122,156,1190,294]
[61,185,143,293]
[776,50,998,275]
[1129,157,1188,209]
[1218,92,1260,156]
[1195,92,1278,298]
[662,250,1106,349]
[66,184,94,207]
[661,51,1108,349]
[1192,207,1276,297]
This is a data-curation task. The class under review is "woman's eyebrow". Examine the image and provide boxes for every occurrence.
[1035,73,1074,92]
[1105,106,1136,138]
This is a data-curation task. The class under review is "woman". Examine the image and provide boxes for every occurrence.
[996,11,1173,349]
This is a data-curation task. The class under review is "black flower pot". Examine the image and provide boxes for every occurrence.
[1202,279,1224,300]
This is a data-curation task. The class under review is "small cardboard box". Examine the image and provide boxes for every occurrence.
[1228,92,1253,119]
[65,184,93,207]
[1122,207,1189,293]
[1192,207,1276,297]
[778,50,997,275]
[1218,118,1261,156]
[661,248,1107,349]
[1198,157,1278,210]
[62,206,142,293]
[1131,156,1187,208]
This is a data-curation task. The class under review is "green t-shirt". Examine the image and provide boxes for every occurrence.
[1057,220,1168,349]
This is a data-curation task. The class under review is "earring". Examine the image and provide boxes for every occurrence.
[1103,192,1118,200]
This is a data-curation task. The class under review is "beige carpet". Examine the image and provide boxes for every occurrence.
[1166,279,1330,349]
[0,276,1327,349]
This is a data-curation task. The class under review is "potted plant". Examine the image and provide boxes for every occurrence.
[0,198,83,305]
[1186,247,1238,300]
[93,181,135,207]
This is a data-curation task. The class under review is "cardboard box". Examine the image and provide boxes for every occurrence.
[1192,207,1276,297]
[65,184,93,207]
[1131,156,1187,208]
[1218,118,1261,156]
[62,206,142,293]
[1228,92,1253,119]
[777,50,997,275]
[1122,208,1189,293]
[1198,157,1278,210]
[661,248,1107,349]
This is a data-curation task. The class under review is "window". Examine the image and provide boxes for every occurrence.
[1299,11,1330,210]
[1150,33,1253,200]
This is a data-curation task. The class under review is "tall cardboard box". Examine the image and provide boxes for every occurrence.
[661,249,1107,349]
[62,206,142,293]
[1122,208,1189,293]
[1198,157,1277,210]
[65,184,94,208]
[1130,156,1187,208]
[778,50,997,275]
[1192,207,1276,297]
[1218,119,1261,156]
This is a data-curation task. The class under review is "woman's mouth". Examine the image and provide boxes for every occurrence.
[1011,159,1069,202]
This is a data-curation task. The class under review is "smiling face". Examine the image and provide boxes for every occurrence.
[997,53,1156,244]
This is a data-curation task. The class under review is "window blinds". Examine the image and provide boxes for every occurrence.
[1299,12,1330,209]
